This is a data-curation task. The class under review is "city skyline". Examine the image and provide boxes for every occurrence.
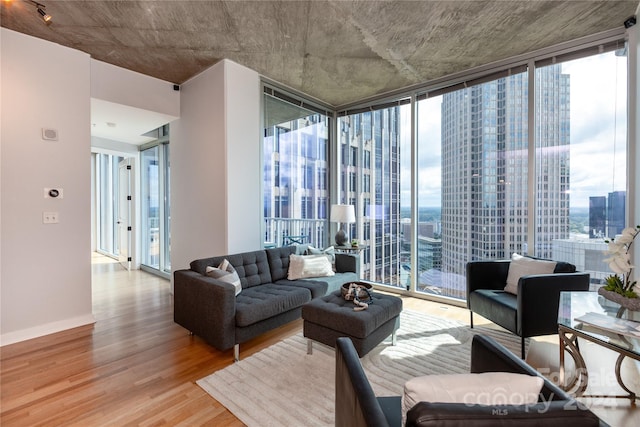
[401,50,627,209]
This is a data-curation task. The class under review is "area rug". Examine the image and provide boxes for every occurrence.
[196,310,523,427]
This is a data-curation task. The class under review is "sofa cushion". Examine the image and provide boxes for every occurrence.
[276,271,358,298]
[276,279,328,299]
[288,254,335,280]
[266,246,297,281]
[504,253,557,295]
[235,284,311,327]
[311,272,358,295]
[468,289,517,333]
[191,250,272,288]
[206,259,242,295]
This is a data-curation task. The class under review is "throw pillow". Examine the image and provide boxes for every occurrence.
[288,254,335,280]
[402,372,543,424]
[305,245,336,263]
[504,253,557,295]
[206,259,242,295]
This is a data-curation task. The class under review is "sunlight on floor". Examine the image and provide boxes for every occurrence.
[91,252,119,264]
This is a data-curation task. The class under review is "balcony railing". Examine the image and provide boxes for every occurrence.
[264,217,328,248]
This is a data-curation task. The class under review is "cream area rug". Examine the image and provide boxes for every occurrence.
[196,310,524,427]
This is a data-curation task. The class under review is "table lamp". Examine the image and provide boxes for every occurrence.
[330,204,356,246]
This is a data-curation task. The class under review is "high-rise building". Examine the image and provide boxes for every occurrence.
[589,196,606,238]
[439,66,570,296]
[607,190,626,237]
[339,108,403,285]
[587,191,625,240]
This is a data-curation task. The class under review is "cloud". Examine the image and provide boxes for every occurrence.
[396,51,626,208]
[563,53,627,206]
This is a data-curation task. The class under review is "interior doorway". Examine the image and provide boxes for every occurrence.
[92,120,171,279]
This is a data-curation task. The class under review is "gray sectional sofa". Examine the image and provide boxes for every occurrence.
[173,245,359,360]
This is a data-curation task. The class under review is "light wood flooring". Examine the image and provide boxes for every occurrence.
[1,253,637,426]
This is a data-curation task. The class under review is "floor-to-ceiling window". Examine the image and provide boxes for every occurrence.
[410,46,627,302]
[337,102,411,288]
[415,69,530,300]
[141,145,159,268]
[335,38,628,302]
[536,48,627,288]
[95,153,124,258]
[263,87,331,248]
[261,34,629,303]
[140,125,171,276]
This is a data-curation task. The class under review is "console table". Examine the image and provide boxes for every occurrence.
[334,245,367,254]
[558,291,640,402]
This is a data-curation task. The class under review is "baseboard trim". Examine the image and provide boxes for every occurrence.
[0,314,96,347]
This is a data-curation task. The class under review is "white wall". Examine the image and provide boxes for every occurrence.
[91,136,139,155]
[90,60,180,118]
[1,29,94,345]
[225,60,262,254]
[171,61,228,275]
[171,59,261,280]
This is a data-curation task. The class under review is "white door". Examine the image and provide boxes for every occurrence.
[118,158,132,270]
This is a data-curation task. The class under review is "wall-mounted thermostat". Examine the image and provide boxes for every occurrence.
[44,188,63,199]
[42,128,58,141]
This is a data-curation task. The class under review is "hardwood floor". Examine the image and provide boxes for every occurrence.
[1,253,637,426]
[1,254,297,426]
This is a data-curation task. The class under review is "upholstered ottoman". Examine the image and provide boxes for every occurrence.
[302,290,403,357]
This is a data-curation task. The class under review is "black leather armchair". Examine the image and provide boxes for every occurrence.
[466,259,590,358]
[334,335,604,427]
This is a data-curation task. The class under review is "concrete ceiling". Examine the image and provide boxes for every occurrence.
[2,0,638,108]
[2,0,638,144]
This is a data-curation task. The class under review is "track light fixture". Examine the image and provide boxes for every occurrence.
[37,7,51,23]
[25,0,52,24]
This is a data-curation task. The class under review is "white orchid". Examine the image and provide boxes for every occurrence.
[603,225,640,298]
[617,227,639,245]
[606,252,632,275]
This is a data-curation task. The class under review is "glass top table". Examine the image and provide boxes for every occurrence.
[557,291,640,401]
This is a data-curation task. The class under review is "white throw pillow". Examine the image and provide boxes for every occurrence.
[288,254,335,280]
[504,253,557,295]
[402,372,543,424]
[305,245,336,263]
[206,259,242,295]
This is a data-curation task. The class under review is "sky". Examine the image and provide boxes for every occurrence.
[399,50,628,209]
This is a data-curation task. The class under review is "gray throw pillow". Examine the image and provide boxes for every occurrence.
[206,259,242,295]
[305,245,335,263]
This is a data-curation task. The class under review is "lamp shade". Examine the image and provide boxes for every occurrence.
[330,204,356,224]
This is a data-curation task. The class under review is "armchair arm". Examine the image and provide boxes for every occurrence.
[517,273,590,338]
[407,336,600,426]
[406,401,600,427]
[173,269,237,351]
[466,260,511,299]
[335,337,394,427]
[470,335,570,402]
[335,253,360,276]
